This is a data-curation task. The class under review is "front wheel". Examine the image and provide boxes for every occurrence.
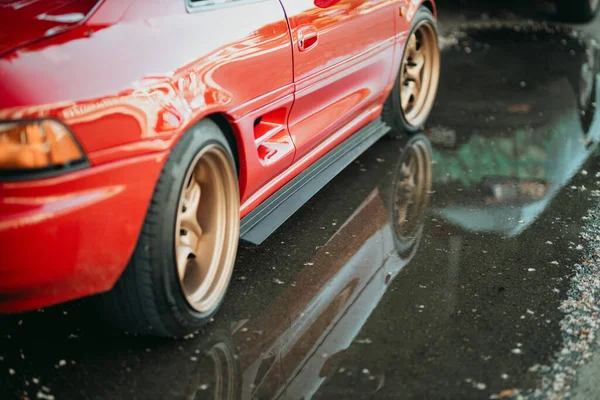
[98,119,240,337]
[556,0,599,23]
[383,7,440,138]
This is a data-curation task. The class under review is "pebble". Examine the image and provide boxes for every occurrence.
[36,392,55,400]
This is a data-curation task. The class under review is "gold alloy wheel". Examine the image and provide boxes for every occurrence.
[175,144,239,313]
[400,21,440,128]
[393,140,431,241]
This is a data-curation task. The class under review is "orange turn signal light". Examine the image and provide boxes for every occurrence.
[0,119,86,172]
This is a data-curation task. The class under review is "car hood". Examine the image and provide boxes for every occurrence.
[0,0,101,56]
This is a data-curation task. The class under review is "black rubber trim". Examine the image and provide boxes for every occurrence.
[240,117,390,244]
[0,159,89,181]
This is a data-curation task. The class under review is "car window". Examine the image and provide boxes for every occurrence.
[187,0,266,11]
[190,0,236,3]
[188,0,254,6]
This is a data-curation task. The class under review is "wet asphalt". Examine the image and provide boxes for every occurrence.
[2,3,600,400]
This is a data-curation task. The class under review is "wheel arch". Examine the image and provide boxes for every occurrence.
[421,0,437,18]
[204,112,241,175]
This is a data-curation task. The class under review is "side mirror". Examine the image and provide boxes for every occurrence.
[314,0,341,8]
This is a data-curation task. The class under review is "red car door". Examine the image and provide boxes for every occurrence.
[279,0,396,161]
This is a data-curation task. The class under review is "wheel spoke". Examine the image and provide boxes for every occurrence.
[401,81,417,110]
[195,161,210,186]
[411,80,421,102]
[180,226,201,255]
[188,234,221,304]
[177,180,204,281]
[401,86,410,110]
[400,161,411,178]
[184,179,201,210]
[408,175,416,193]
[180,181,203,240]
[407,34,418,55]
[406,54,425,86]
[176,245,192,279]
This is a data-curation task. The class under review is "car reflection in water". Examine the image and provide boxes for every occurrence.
[186,27,600,400]
[428,27,600,237]
[186,136,433,400]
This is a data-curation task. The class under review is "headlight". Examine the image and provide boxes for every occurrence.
[0,119,88,179]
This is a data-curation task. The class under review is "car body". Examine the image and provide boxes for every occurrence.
[0,0,439,335]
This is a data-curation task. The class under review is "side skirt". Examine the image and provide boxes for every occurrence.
[240,117,391,244]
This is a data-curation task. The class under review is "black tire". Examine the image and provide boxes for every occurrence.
[556,0,599,23]
[97,119,239,337]
[383,7,440,139]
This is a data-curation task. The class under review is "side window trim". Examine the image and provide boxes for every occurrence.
[186,0,270,13]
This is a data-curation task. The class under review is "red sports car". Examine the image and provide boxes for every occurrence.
[0,0,440,337]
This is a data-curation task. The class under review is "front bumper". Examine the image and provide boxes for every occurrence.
[0,152,167,312]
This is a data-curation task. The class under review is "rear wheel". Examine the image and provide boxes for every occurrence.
[556,0,599,23]
[98,119,240,337]
[384,8,440,138]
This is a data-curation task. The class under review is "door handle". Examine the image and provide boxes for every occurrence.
[298,26,318,52]
[399,0,408,16]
